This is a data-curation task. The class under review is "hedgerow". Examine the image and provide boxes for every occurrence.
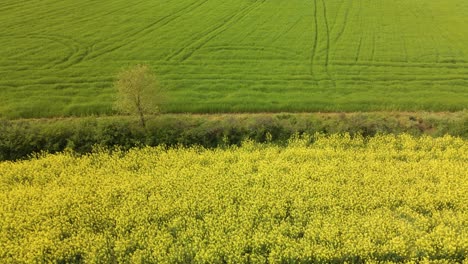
[0,112,466,161]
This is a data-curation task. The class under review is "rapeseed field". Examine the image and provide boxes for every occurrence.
[0,134,467,263]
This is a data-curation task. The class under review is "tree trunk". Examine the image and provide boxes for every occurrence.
[136,95,146,128]
[138,110,146,128]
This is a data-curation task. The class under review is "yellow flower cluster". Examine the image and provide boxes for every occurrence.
[0,134,466,263]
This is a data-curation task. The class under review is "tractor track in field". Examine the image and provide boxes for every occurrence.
[320,0,336,88]
[157,58,468,70]
[310,0,336,88]
[162,74,468,83]
[395,2,409,63]
[36,34,89,70]
[201,45,303,59]
[355,0,363,63]
[0,1,31,12]
[331,61,468,70]
[0,1,147,70]
[329,0,345,33]
[5,1,96,29]
[74,0,148,25]
[332,0,352,45]
[310,0,319,81]
[271,16,303,44]
[407,5,440,64]
[355,36,363,63]
[321,0,331,69]
[0,80,113,87]
[166,0,267,62]
[369,1,377,63]
[413,1,462,62]
[83,0,210,62]
[370,34,376,62]
[0,34,87,70]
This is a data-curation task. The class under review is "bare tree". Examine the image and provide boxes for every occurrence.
[113,64,163,128]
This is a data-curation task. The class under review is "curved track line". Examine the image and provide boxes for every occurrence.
[355,36,363,63]
[321,0,330,68]
[200,45,303,59]
[321,0,336,88]
[332,0,352,44]
[38,34,88,69]
[354,0,363,63]
[395,2,409,63]
[271,16,303,43]
[85,0,209,61]
[329,0,345,34]
[5,1,96,29]
[370,34,376,62]
[74,0,148,25]
[332,61,468,69]
[166,0,266,62]
[0,34,85,70]
[0,1,32,12]
[162,78,468,83]
[310,0,319,79]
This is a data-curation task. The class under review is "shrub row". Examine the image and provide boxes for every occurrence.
[1,112,467,161]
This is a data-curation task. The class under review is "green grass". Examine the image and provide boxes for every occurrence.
[1,0,467,118]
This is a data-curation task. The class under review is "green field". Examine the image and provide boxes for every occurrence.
[1,0,468,118]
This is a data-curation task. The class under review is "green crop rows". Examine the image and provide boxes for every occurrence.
[1,0,467,118]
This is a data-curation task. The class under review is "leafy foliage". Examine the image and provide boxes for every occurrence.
[1,112,467,161]
[114,64,162,127]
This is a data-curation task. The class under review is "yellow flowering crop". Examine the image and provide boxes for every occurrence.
[0,134,466,263]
